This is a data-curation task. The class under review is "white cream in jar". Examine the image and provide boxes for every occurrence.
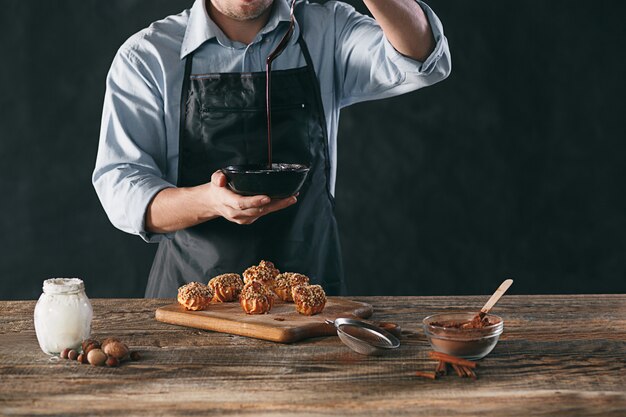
[33,278,93,355]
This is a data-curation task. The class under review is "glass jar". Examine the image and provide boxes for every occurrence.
[33,278,93,355]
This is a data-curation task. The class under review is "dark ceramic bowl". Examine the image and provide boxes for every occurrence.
[221,163,310,198]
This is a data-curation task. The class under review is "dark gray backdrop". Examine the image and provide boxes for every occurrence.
[1,1,625,300]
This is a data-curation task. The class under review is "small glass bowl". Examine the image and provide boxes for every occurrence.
[422,312,504,360]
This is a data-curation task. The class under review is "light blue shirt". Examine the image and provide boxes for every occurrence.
[93,0,451,242]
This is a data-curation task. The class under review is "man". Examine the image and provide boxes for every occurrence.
[93,0,451,297]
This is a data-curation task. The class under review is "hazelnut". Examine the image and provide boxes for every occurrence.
[105,356,119,367]
[101,337,121,350]
[103,340,130,361]
[77,353,87,364]
[83,341,101,355]
[60,348,70,359]
[130,351,141,361]
[87,348,107,366]
[68,349,79,361]
[81,339,99,352]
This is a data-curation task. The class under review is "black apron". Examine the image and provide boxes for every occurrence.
[145,25,345,297]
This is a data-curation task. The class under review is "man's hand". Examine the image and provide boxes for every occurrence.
[205,170,297,225]
[145,170,298,233]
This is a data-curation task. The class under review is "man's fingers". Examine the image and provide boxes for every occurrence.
[227,194,272,211]
[210,170,227,187]
[254,196,298,215]
[224,195,298,224]
[238,197,295,215]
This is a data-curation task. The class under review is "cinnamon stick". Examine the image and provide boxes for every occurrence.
[428,351,478,368]
[415,371,437,380]
[465,366,478,380]
[417,352,481,381]
[435,360,447,376]
[451,363,465,377]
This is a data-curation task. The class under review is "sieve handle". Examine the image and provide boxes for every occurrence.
[324,319,335,326]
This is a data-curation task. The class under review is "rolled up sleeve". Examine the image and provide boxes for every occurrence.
[335,0,451,107]
[92,43,174,243]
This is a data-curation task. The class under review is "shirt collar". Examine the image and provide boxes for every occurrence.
[180,0,299,59]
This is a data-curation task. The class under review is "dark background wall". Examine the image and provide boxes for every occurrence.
[1,1,625,300]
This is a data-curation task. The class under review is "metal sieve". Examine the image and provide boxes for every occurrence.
[326,318,400,356]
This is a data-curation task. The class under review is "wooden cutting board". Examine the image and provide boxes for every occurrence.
[155,297,373,343]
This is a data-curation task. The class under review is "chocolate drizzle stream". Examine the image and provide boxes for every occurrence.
[265,0,297,169]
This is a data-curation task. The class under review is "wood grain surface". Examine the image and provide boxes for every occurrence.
[1,295,625,417]
[155,297,373,343]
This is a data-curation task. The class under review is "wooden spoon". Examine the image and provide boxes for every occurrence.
[462,279,513,328]
[479,279,514,318]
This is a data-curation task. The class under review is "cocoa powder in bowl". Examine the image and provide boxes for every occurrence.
[422,312,504,360]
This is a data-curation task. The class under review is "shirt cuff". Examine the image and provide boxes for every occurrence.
[130,176,175,243]
[384,0,448,75]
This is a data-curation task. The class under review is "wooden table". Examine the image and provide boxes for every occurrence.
[1,295,625,416]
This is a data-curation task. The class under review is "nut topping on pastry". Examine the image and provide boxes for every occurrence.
[243,260,280,289]
[208,273,244,302]
[177,282,213,311]
[273,272,310,302]
[257,260,280,278]
[291,284,326,316]
[240,280,274,314]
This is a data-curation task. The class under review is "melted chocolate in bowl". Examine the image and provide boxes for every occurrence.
[221,163,310,199]
[422,312,504,360]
